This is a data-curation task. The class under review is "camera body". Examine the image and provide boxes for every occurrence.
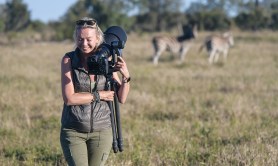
[87,41,125,75]
[87,26,127,75]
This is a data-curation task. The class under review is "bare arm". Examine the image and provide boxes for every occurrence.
[61,55,94,105]
[113,56,130,103]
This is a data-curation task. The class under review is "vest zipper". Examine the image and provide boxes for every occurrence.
[88,73,94,133]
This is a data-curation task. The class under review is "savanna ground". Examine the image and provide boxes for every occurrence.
[0,31,277,166]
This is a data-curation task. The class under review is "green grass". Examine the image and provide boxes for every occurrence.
[0,31,277,165]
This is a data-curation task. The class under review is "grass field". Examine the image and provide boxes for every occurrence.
[0,31,277,165]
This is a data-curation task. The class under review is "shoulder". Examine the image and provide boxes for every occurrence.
[64,51,76,59]
[62,50,81,68]
[61,51,75,65]
[62,50,77,61]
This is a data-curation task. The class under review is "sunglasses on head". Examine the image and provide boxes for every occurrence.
[76,19,97,26]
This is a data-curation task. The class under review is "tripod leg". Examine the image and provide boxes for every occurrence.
[105,74,124,153]
[108,101,119,153]
[113,94,123,152]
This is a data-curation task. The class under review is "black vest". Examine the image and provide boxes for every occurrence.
[61,50,111,132]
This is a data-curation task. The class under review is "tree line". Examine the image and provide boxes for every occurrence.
[0,0,278,41]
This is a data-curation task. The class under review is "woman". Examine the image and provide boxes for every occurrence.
[60,17,130,166]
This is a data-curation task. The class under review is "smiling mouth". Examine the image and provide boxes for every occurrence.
[82,47,90,51]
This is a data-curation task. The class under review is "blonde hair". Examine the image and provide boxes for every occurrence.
[73,17,104,48]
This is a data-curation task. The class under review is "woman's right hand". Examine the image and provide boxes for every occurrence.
[98,90,115,101]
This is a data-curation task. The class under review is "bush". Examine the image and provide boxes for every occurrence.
[235,9,271,31]
[187,10,232,31]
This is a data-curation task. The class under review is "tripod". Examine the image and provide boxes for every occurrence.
[105,73,123,153]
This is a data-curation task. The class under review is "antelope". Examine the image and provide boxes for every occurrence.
[200,32,234,64]
[152,24,198,65]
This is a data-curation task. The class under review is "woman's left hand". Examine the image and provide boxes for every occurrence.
[115,56,130,78]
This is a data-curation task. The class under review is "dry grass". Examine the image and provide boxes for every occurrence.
[0,31,277,165]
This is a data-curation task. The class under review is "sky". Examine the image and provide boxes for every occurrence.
[0,0,199,23]
[0,0,77,23]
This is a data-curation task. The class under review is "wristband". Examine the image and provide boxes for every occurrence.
[122,77,131,83]
[92,90,100,102]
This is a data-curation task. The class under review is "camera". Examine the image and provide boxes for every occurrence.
[87,26,127,75]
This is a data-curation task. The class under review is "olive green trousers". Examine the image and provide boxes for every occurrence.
[60,128,113,166]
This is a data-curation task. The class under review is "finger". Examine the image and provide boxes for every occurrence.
[117,56,123,61]
[117,61,124,64]
[115,64,123,68]
[117,56,126,63]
